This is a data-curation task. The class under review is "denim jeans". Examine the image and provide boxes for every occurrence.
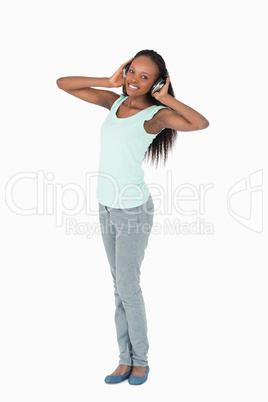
[98,193,154,367]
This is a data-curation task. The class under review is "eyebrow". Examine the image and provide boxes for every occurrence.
[130,66,151,76]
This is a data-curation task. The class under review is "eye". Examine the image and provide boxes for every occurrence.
[129,69,148,79]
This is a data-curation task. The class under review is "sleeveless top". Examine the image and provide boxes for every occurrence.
[96,94,171,209]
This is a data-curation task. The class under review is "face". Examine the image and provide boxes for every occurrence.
[125,56,159,96]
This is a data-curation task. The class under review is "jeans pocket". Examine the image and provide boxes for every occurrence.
[145,198,154,213]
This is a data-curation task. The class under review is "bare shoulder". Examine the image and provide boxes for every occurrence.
[144,108,175,134]
[152,107,177,123]
[156,108,177,119]
[105,91,121,110]
[154,107,183,128]
[86,89,120,110]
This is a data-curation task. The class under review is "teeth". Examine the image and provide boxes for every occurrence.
[129,84,138,89]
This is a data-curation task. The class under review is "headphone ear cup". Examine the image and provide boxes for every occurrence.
[123,63,131,79]
[150,77,165,95]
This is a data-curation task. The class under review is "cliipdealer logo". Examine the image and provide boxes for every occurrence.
[227,169,263,233]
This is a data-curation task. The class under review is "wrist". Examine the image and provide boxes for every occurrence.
[156,92,171,104]
[106,77,113,88]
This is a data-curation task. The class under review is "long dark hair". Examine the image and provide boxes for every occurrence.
[122,49,178,168]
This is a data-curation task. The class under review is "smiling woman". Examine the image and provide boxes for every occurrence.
[120,49,209,166]
[56,48,209,385]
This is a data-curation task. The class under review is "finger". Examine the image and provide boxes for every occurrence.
[165,76,170,86]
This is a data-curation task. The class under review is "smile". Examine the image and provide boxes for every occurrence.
[128,83,139,90]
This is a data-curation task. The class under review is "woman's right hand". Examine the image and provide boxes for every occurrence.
[108,57,134,88]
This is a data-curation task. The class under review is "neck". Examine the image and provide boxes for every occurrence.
[123,94,152,109]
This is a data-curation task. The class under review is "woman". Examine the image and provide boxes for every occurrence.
[56,49,209,385]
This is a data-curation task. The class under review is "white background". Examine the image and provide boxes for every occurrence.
[1,0,267,401]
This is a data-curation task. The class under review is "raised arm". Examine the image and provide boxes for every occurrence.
[151,76,210,131]
[56,57,134,110]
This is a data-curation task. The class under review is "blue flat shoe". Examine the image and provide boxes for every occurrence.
[104,367,132,384]
[128,366,150,385]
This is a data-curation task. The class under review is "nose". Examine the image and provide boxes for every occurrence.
[129,72,139,84]
[130,79,139,86]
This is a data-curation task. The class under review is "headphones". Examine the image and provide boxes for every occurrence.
[123,62,169,95]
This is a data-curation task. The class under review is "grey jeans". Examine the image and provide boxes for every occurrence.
[98,193,154,367]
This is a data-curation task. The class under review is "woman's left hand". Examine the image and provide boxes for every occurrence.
[151,76,170,101]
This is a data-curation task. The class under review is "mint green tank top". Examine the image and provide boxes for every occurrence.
[96,94,170,209]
